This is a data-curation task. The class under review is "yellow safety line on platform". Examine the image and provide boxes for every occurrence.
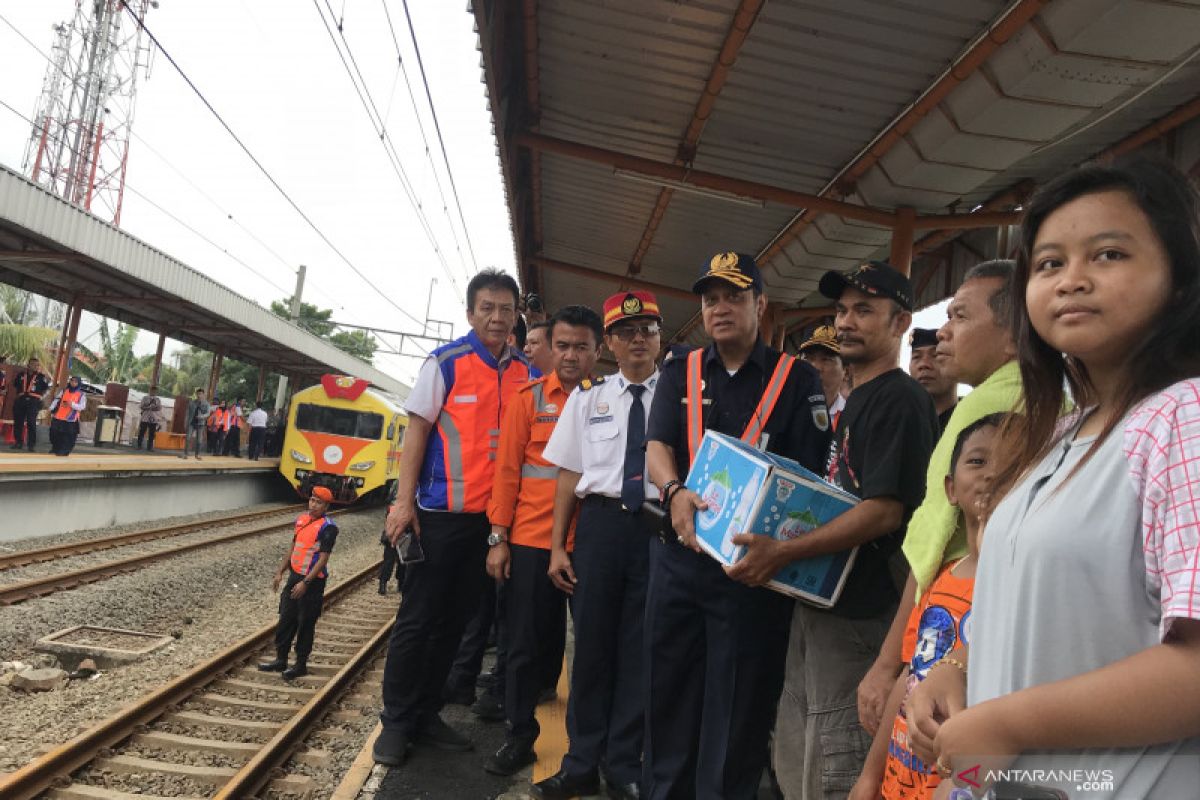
[532,656,571,782]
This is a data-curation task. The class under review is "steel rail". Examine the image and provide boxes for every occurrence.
[0,560,389,800]
[0,508,352,605]
[0,504,306,570]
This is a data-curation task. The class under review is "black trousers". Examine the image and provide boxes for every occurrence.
[248,427,266,460]
[642,537,794,800]
[380,509,489,734]
[49,419,79,455]
[275,569,326,661]
[207,428,223,454]
[505,544,568,742]
[222,427,241,457]
[561,498,649,785]
[445,570,502,697]
[12,396,39,448]
[379,541,405,587]
[137,421,158,450]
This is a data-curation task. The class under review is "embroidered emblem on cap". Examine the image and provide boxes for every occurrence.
[622,294,643,315]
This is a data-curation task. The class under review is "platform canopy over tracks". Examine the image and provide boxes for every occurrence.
[0,164,408,398]
[473,0,1200,346]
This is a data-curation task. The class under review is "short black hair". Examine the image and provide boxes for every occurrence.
[549,305,604,348]
[528,320,551,336]
[949,413,1006,473]
[466,268,521,311]
[962,259,1015,330]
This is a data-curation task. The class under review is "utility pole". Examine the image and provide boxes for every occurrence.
[275,264,306,411]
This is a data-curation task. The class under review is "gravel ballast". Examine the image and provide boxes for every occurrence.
[0,504,389,773]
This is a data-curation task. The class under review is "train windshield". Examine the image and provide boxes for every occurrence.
[295,403,384,440]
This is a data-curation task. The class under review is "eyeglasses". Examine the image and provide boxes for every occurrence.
[608,323,661,341]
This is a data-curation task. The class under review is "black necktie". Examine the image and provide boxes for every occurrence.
[621,384,647,511]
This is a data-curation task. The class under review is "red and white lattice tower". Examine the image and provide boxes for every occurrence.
[21,0,156,226]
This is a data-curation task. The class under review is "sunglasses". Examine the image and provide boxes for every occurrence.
[608,323,661,341]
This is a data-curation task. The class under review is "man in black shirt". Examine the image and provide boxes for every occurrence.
[644,252,831,800]
[733,260,937,800]
[11,358,49,451]
[909,327,957,431]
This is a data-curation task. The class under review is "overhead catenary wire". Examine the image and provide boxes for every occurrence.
[311,0,464,300]
[1,7,345,311]
[115,0,430,330]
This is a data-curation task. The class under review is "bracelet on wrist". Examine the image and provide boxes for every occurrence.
[932,656,967,677]
[661,480,683,508]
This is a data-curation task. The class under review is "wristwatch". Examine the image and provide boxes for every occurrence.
[487,531,507,547]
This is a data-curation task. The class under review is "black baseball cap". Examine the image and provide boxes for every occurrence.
[818,260,914,311]
[692,251,764,294]
[909,328,938,349]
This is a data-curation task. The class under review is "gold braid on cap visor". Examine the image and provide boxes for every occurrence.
[704,267,754,289]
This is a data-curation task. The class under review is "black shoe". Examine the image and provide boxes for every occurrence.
[606,779,642,800]
[537,686,558,705]
[443,683,476,706]
[372,727,410,766]
[476,670,498,690]
[9,444,22,450]
[378,583,387,595]
[471,692,505,722]
[282,661,308,680]
[257,657,287,672]
[533,769,601,799]
[483,738,536,776]
[416,713,472,751]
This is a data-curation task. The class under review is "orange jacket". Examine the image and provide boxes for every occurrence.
[487,373,576,551]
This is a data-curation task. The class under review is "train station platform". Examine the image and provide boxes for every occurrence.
[0,446,293,541]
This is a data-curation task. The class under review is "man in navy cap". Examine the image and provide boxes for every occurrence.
[729,260,938,800]
[643,252,831,799]
[909,327,957,431]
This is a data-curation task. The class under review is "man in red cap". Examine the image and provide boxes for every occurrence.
[534,290,662,800]
[259,486,339,680]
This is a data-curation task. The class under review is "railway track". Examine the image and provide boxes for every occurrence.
[0,507,353,606]
[0,561,396,800]
[0,505,307,571]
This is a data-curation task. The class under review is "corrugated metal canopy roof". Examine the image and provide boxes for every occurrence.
[473,0,1200,344]
[0,165,409,399]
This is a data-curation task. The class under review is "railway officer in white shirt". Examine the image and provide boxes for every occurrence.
[535,290,663,800]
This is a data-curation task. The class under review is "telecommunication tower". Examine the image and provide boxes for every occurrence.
[21,0,157,226]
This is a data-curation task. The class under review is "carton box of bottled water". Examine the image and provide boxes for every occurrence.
[686,430,859,608]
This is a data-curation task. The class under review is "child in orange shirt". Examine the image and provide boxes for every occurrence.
[850,413,1004,800]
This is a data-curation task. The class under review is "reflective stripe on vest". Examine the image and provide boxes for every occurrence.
[289,513,328,578]
[521,464,558,479]
[53,389,83,423]
[684,348,797,462]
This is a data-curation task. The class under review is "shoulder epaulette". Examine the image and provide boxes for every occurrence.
[579,376,606,391]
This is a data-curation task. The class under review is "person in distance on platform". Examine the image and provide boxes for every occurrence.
[482,304,603,777]
[222,397,245,457]
[909,328,957,432]
[259,485,339,681]
[642,253,831,800]
[247,400,269,461]
[136,385,163,452]
[11,357,49,452]
[534,290,664,800]
[206,400,224,455]
[180,388,211,460]
[48,375,87,457]
[373,269,532,767]
[524,319,555,376]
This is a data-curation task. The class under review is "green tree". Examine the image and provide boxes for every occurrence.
[270,298,376,365]
[0,324,56,364]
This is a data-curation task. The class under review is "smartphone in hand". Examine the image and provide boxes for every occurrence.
[396,528,425,565]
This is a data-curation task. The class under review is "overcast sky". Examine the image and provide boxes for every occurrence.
[0,0,948,387]
[0,0,514,385]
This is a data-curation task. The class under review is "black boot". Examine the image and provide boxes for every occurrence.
[282,659,308,680]
[257,655,287,672]
[379,582,387,595]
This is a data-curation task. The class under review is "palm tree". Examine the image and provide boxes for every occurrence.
[0,325,56,364]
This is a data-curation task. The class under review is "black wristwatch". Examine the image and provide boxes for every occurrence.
[661,479,684,508]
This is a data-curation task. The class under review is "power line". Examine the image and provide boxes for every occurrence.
[379,0,476,281]
[310,0,465,299]
[395,0,480,277]
[116,0,429,329]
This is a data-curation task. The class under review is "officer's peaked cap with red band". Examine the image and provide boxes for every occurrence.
[602,291,661,330]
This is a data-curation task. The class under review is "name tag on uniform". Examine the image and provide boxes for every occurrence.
[535,415,559,424]
[681,398,713,405]
[589,415,613,424]
[454,395,477,404]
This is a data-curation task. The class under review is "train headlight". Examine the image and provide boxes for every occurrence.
[349,460,376,471]
[290,449,312,464]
